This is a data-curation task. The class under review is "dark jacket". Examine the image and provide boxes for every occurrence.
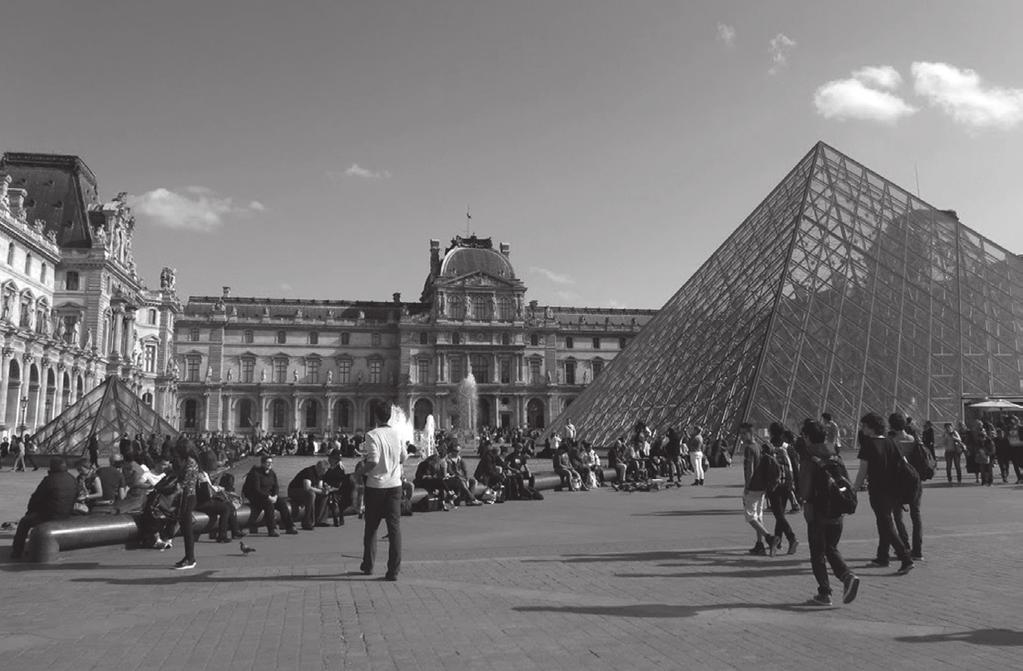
[27,471,78,519]
[244,466,280,499]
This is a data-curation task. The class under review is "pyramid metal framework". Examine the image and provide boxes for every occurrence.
[548,141,1023,445]
[32,376,179,457]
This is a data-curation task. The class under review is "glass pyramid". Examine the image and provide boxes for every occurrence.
[549,141,1023,445]
[32,376,179,457]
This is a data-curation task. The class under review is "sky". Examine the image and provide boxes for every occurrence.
[2,0,1022,309]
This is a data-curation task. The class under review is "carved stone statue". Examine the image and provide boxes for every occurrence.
[292,369,299,383]
[260,368,267,382]
[1,293,11,321]
[55,316,66,338]
[226,368,233,381]
[326,369,334,384]
[84,327,93,350]
[436,293,445,315]
[515,295,523,318]
[544,306,554,320]
[93,224,107,247]
[71,320,81,346]
[206,366,213,381]
[159,267,177,291]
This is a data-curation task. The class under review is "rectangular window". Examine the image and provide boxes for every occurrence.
[144,344,157,373]
[565,336,574,349]
[565,360,576,385]
[592,337,601,349]
[309,331,319,345]
[273,358,288,383]
[338,359,351,384]
[40,262,47,283]
[148,308,158,325]
[470,354,491,383]
[243,330,254,344]
[341,332,350,345]
[417,359,430,384]
[372,333,381,347]
[369,359,382,384]
[448,296,465,320]
[592,359,604,378]
[529,359,542,384]
[530,333,540,346]
[500,358,511,384]
[276,330,287,344]
[186,357,200,382]
[242,358,255,383]
[449,356,463,383]
[472,295,488,321]
[65,271,80,291]
[619,337,627,349]
[189,328,200,342]
[306,358,320,383]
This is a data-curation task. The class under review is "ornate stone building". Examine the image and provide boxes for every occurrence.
[175,236,656,435]
[0,153,180,436]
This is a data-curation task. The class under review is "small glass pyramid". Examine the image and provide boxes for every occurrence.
[32,375,179,457]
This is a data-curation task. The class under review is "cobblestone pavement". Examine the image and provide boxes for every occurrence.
[2,458,1022,670]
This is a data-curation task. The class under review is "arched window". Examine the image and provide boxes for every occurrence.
[305,401,318,428]
[24,252,32,275]
[6,242,13,265]
[142,392,154,407]
[336,399,352,428]
[40,262,47,283]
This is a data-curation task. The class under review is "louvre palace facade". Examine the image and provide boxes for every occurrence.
[174,236,657,435]
[0,153,180,438]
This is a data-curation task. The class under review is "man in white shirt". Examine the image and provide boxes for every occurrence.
[359,406,408,581]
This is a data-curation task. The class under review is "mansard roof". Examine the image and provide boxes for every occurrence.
[0,152,99,248]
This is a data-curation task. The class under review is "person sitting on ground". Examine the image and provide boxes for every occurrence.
[10,458,78,559]
[242,455,298,536]
[287,459,330,530]
[607,438,628,488]
[444,445,482,505]
[95,453,128,505]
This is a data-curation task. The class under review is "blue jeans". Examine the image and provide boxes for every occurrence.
[361,486,401,577]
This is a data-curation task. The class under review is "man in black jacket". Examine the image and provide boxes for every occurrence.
[288,459,329,530]
[243,456,298,536]
[11,458,78,559]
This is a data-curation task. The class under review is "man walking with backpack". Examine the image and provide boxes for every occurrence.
[887,412,926,561]
[853,413,915,575]
[798,419,859,607]
[765,422,798,556]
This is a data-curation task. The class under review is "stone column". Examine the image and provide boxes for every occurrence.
[124,312,136,363]
[325,394,335,433]
[202,392,211,432]
[293,394,301,432]
[0,347,11,428]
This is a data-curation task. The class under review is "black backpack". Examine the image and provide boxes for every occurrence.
[756,446,784,492]
[811,455,857,518]
[907,439,936,481]
[893,453,922,505]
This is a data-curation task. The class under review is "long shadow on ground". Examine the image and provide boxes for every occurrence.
[895,629,1023,646]
[514,600,823,618]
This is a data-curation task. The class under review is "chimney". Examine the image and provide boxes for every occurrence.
[222,286,231,298]
[529,299,538,309]
[429,239,441,275]
[499,242,510,257]
[393,292,401,304]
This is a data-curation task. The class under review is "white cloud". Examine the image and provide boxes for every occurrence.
[912,61,1023,129]
[129,187,263,232]
[554,289,581,303]
[814,66,917,123]
[850,65,902,91]
[528,266,575,285]
[343,163,392,179]
[768,33,796,75]
[716,23,735,48]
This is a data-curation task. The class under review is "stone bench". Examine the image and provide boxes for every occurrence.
[23,467,618,563]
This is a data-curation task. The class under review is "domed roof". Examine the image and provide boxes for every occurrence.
[440,246,515,280]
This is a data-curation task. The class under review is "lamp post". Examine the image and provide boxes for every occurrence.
[18,395,29,436]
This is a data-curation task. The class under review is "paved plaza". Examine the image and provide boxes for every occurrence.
[1,457,1022,671]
